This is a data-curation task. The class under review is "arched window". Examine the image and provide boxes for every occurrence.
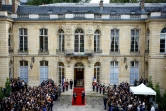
[58,29,64,52]
[19,28,28,52]
[131,28,139,52]
[40,60,48,83]
[130,61,139,84]
[39,28,48,52]
[111,29,119,52]
[160,28,166,53]
[20,60,28,83]
[74,28,84,52]
[110,61,119,84]
[94,30,101,53]
[94,62,100,83]
[58,62,64,84]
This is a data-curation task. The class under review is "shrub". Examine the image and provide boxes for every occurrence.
[5,78,11,97]
[0,87,4,102]
[147,76,154,89]
[154,82,161,102]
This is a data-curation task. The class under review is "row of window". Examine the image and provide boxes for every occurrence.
[18,60,139,85]
[8,28,166,53]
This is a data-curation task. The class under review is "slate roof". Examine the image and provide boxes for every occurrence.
[1,5,12,13]
[15,3,166,15]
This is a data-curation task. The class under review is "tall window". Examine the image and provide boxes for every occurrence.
[20,60,28,83]
[131,29,139,52]
[40,61,48,83]
[39,28,48,52]
[8,28,11,48]
[58,29,65,52]
[19,28,28,52]
[160,28,166,53]
[111,29,119,52]
[130,61,139,84]
[74,28,84,52]
[58,62,64,84]
[147,28,150,52]
[94,30,100,52]
[94,62,100,83]
[110,61,119,84]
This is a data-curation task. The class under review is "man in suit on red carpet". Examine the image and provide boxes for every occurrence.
[73,92,77,103]
[81,91,85,104]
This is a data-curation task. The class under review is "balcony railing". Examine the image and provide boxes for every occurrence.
[110,49,120,55]
[130,15,141,19]
[18,14,29,18]
[74,14,85,18]
[145,49,149,53]
[110,15,121,19]
[18,49,28,55]
[130,49,140,55]
[56,49,65,54]
[65,49,93,57]
[9,46,13,53]
[38,49,49,55]
[94,49,102,53]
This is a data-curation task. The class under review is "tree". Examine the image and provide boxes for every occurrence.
[147,76,154,89]
[110,0,166,3]
[161,91,166,110]
[27,0,91,5]
[5,78,11,97]
[0,87,4,102]
[154,82,161,102]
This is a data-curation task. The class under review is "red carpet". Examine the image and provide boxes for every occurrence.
[72,87,85,106]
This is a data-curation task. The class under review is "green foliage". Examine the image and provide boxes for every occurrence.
[154,82,161,102]
[27,0,91,5]
[110,0,166,3]
[0,87,4,102]
[161,91,166,110]
[5,78,11,97]
[147,76,154,89]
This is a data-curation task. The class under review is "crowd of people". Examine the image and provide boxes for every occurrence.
[0,78,62,111]
[92,78,157,111]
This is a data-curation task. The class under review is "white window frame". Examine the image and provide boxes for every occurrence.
[130,61,139,84]
[160,28,166,53]
[111,29,119,52]
[58,29,65,52]
[58,62,64,84]
[110,61,119,85]
[19,28,28,51]
[94,30,100,52]
[74,28,84,53]
[131,29,139,52]
[39,28,48,52]
[40,61,48,83]
[94,62,100,83]
[19,61,28,83]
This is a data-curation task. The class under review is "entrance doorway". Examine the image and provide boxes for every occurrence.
[74,62,84,87]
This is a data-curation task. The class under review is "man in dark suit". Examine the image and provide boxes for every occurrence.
[81,91,85,104]
[66,79,69,91]
[73,92,77,103]
[70,79,73,89]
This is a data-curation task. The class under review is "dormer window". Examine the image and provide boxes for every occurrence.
[131,11,136,14]
[47,10,53,14]
[110,11,117,15]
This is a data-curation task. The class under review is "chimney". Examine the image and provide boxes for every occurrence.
[0,0,2,10]
[12,0,20,13]
[100,0,103,10]
[140,0,145,11]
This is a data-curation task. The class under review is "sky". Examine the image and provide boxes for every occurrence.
[90,0,109,3]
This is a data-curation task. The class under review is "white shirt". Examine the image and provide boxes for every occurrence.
[151,106,155,111]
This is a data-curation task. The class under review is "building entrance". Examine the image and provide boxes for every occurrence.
[74,62,84,87]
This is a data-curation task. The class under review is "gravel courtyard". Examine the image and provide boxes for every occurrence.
[53,95,106,111]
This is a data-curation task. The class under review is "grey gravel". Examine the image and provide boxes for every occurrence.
[53,95,107,111]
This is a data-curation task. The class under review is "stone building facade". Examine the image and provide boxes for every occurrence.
[0,0,166,92]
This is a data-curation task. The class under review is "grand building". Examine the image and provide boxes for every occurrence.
[0,0,166,92]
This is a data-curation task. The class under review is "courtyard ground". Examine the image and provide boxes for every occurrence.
[53,95,106,111]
